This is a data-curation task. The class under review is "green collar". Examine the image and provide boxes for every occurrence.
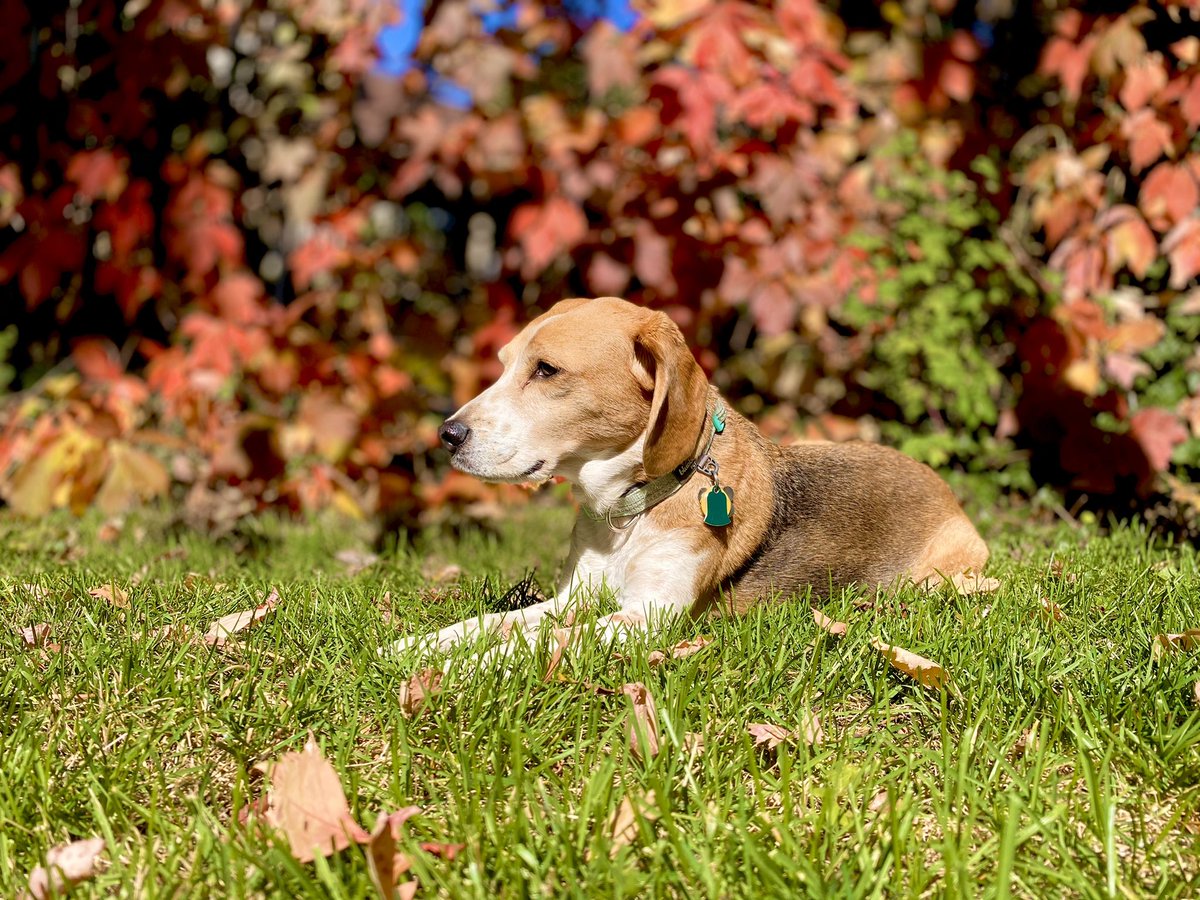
[584,401,726,529]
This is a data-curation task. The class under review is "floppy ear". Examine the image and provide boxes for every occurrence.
[636,312,709,478]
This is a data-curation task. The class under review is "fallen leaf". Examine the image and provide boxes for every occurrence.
[647,636,713,667]
[606,790,659,858]
[683,732,706,755]
[365,808,419,900]
[336,548,379,576]
[868,790,890,814]
[747,722,792,750]
[149,623,192,642]
[25,836,106,900]
[1036,596,1065,622]
[621,682,660,762]
[1014,719,1043,758]
[1194,682,1200,706]
[398,668,444,718]
[800,711,825,746]
[870,638,949,689]
[97,518,123,543]
[88,583,129,608]
[266,737,370,863]
[543,628,570,681]
[812,607,848,637]
[203,590,282,647]
[19,582,51,600]
[420,841,465,860]
[18,623,54,649]
[428,563,462,584]
[951,574,1001,595]
[1151,629,1200,661]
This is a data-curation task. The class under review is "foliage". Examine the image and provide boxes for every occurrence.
[0,0,1198,526]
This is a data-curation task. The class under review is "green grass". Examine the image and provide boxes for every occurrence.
[3,504,1200,898]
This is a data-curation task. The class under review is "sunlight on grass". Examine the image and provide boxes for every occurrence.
[2,507,1199,897]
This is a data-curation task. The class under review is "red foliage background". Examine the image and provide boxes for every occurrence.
[1,0,1199,529]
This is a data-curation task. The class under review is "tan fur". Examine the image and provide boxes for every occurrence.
[395,297,989,661]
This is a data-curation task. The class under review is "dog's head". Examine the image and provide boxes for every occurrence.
[440,297,709,484]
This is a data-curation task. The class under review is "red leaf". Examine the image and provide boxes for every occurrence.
[509,198,588,279]
[1139,164,1199,231]
[1163,218,1200,289]
[66,150,127,203]
[1122,110,1174,174]
[1105,211,1157,278]
[632,221,676,294]
[1130,408,1188,472]
[1118,54,1167,112]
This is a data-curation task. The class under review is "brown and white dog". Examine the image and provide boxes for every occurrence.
[391,297,988,657]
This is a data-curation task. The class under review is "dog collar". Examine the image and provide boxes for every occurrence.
[584,400,726,529]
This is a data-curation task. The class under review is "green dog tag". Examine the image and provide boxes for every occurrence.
[702,485,733,527]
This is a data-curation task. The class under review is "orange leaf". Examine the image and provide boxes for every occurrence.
[646,636,713,667]
[398,667,444,718]
[621,681,660,762]
[870,637,949,689]
[88,583,130,609]
[1151,629,1200,661]
[365,807,419,900]
[812,607,848,637]
[265,737,370,863]
[1105,213,1157,278]
[26,836,106,900]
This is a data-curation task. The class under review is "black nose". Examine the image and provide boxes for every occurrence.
[439,419,470,451]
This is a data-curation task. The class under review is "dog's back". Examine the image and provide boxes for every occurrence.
[725,441,988,606]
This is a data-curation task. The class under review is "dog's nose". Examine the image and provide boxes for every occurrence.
[439,419,470,451]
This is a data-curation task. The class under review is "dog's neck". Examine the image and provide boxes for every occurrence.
[559,438,647,514]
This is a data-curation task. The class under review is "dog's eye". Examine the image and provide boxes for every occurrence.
[533,360,559,379]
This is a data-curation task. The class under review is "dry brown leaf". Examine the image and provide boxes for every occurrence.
[800,712,825,746]
[647,636,713,667]
[1151,629,1200,661]
[1014,719,1043,758]
[97,518,123,543]
[336,548,379,576]
[747,722,792,750]
[543,628,571,681]
[149,623,192,642]
[420,841,465,860]
[20,582,51,600]
[1194,681,1200,706]
[18,623,54,649]
[25,836,105,899]
[683,732,705,755]
[203,590,282,647]
[365,807,419,900]
[870,637,949,689]
[266,737,370,863]
[1037,596,1065,622]
[88,583,129,608]
[606,790,659,858]
[868,790,890,814]
[398,668,444,718]
[621,681,660,761]
[951,574,1001,595]
[812,607,848,637]
[428,563,462,584]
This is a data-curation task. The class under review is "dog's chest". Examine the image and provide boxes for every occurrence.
[572,515,700,601]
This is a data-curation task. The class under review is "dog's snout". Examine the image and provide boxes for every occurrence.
[439,419,471,451]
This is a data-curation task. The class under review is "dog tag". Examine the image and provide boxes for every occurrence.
[702,485,733,527]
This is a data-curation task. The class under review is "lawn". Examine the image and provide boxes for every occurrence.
[3,502,1200,898]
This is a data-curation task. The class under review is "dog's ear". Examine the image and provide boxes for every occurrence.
[636,312,709,478]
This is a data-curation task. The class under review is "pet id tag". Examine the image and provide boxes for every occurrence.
[701,485,734,527]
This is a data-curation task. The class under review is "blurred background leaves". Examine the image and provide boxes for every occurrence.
[0,0,1199,532]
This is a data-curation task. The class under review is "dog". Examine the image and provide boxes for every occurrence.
[391,297,988,658]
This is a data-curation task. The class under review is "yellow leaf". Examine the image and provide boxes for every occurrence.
[870,637,949,689]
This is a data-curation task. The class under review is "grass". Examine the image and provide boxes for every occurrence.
[3,502,1200,898]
